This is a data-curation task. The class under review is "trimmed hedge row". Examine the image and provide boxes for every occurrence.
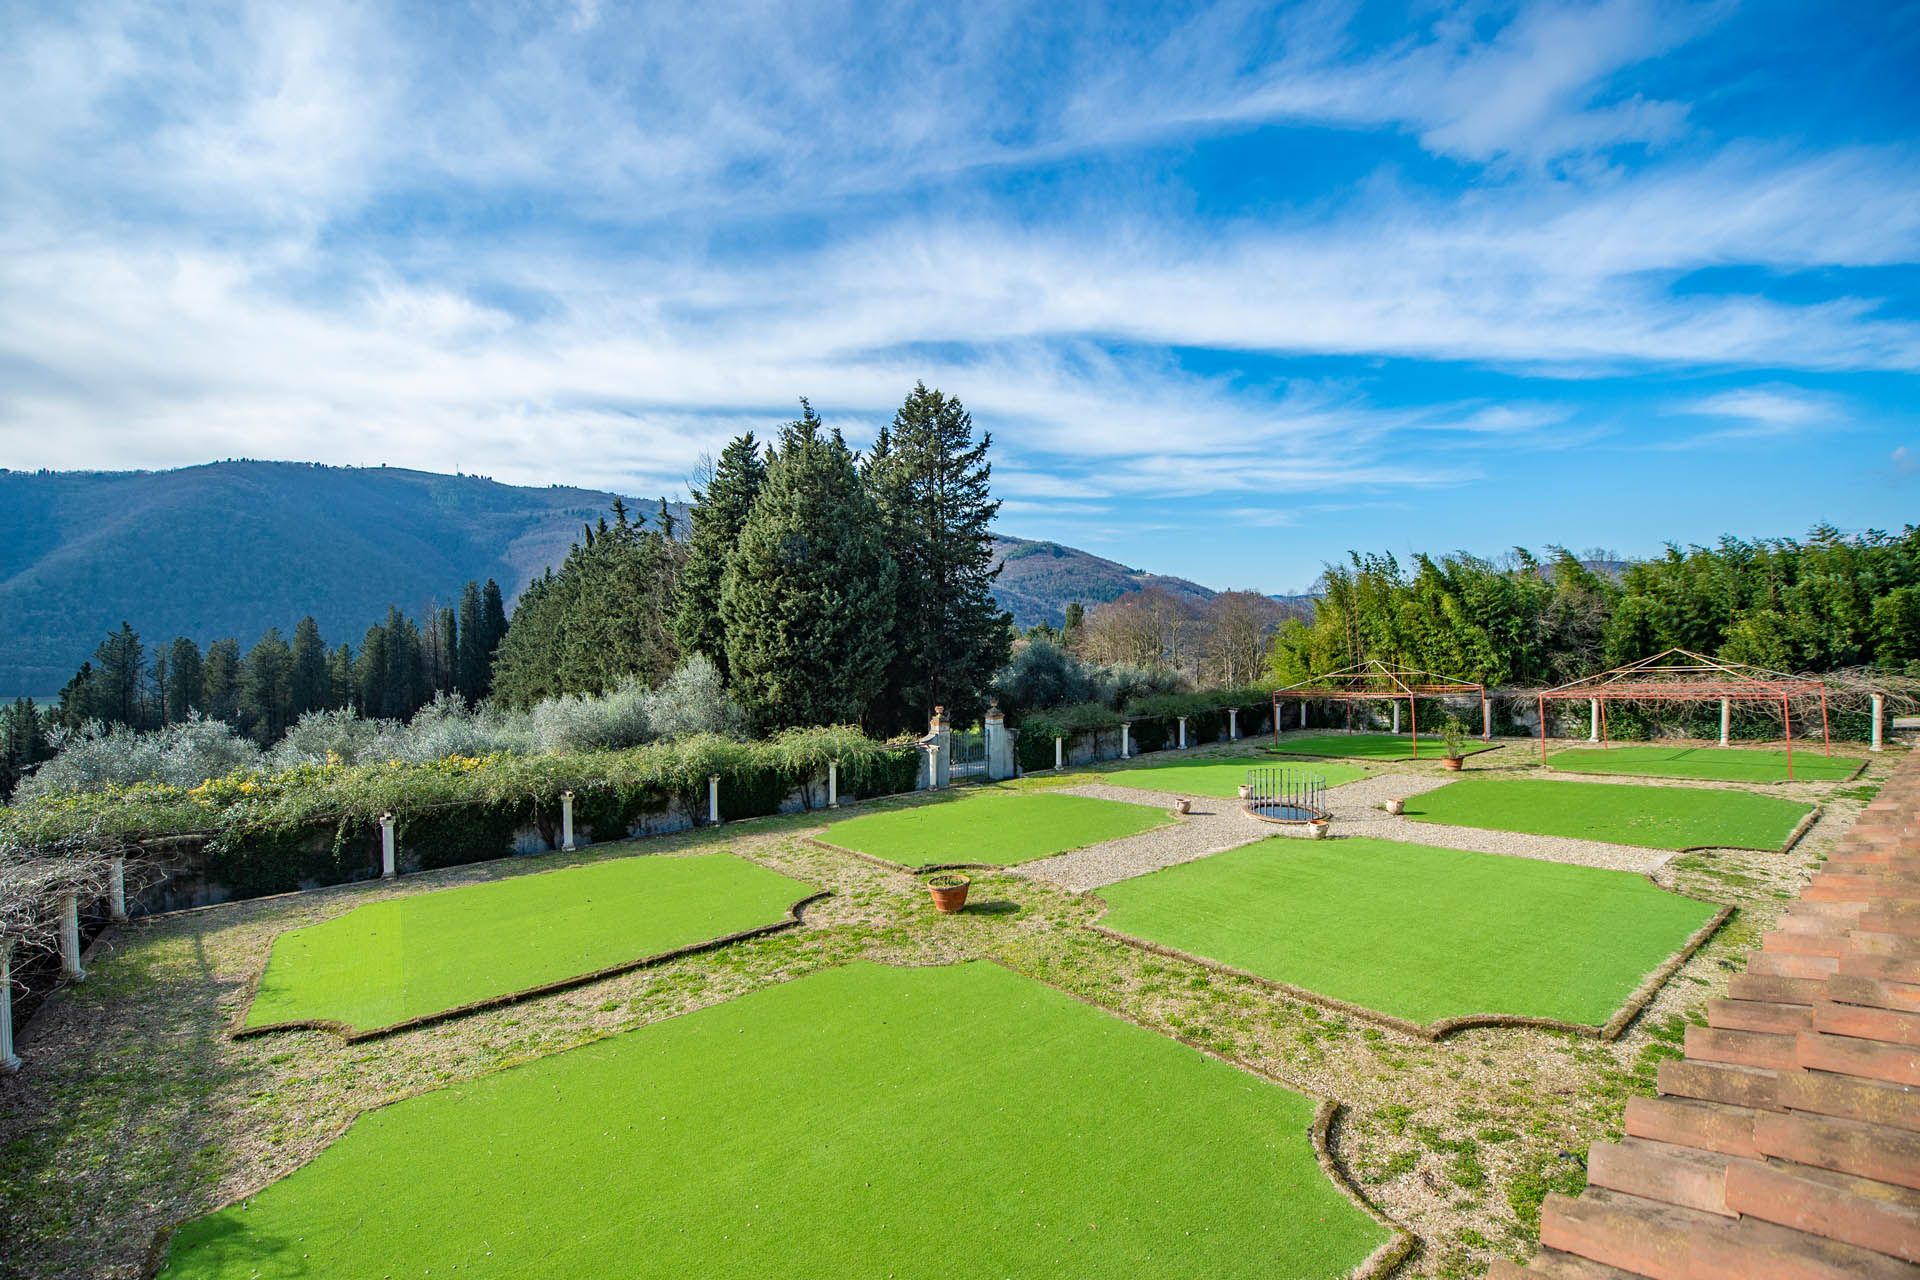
[1011,685,1275,771]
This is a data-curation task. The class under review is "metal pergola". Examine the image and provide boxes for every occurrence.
[1271,659,1489,759]
[1535,648,1831,777]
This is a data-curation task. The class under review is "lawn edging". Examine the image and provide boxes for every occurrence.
[229,887,832,1044]
[1079,865,1734,1043]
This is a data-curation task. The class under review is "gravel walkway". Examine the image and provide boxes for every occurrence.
[1015,771,1670,891]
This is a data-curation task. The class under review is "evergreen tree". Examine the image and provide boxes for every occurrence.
[863,383,1011,732]
[82,622,148,728]
[430,605,459,694]
[165,637,205,722]
[239,628,296,742]
[202,639,243,722]
[477,578,508,698]
[0,698,48,801]
[721,404,898,730]
[326,643,356,710]
[290,617,330,715]
[148,648,169,727]
[674,433,767,679]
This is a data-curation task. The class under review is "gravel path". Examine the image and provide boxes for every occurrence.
[1015,770,1670,891]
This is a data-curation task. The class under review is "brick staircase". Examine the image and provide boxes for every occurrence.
[1492,760,1920,1280]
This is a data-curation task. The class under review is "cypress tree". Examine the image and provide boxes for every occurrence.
[720,404,897,730]
[202,639,242,723]
[674,433,767,678]
[456,581,487,701]
[864,383,1012,733]
[430,605,459,694]
[290,617,330,715]
[165,636,204,722]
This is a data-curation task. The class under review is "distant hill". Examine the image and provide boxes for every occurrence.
[0,462,1220,696]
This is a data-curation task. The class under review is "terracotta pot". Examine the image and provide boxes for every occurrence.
[1308,819,1330,839]
[1172,798,1192,816]
[928,875,971,914]
[1442,756,1464,772]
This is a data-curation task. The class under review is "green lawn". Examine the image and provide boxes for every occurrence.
[168,962,1388,1279]
[1404,778,1813,851]
[1098,756,1367,798]
[244,852,815,1036]
[819,789,1175,868]
[1097,837,1719,1028]
[1267,732,1492,761]
[1548,745,1863,784]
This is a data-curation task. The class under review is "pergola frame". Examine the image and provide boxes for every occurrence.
[1271,659,1489,759]
[1536,648,1831,778]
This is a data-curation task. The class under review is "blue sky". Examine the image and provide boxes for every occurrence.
[2,1,1917,592]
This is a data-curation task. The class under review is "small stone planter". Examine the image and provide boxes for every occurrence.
[928,872,972,914]
[1384,797,1405,816]
[1237,784,1253,801]
[1171,798,1192,816]
[1308,818,1331,839]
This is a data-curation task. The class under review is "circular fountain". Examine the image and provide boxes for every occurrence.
[1241,766,1329,825]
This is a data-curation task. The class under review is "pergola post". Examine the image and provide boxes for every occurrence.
[379,813,397,878]
[1783,695,1794,781]
[1227,708,1239,740]
[1538,693,1549,765]
[1589,699,1600,743]
[1054,735,1064,770]
[1392,701,1401,734]
[1119,722,1131,759]
[1873,693,1886,752]
[1177,716,1188,749]
[561,790,576,852]
[707,774,721,823]
[108,855,128,923]
[1480,695,1491,741]
[1720,699,1731,747]
[59,893,84,982]
[1301,700,1309,730]
[0,939,19,1073]
[828,760,840,808]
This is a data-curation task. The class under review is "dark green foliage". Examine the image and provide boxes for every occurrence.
[289,618,329,716]
[863,383,1012,733]
[397,803,527,871]
[721,405,898,731]
[202,639,242,722]
[673,433,767,678]
[239,629,296,743]
[202,822,377,900]
[356,607,429,719]
[0,697,51,800]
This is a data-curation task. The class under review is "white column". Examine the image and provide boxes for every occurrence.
[1227,708,1239,740]
[108,855,127,923]
[1120,722,1131,759]
[707,774,721,822]
[1054,736,1064,769]
[1177,716,1188,749]
[1872,693,1886,752]
[561,790,576,852]
[0,940,19,1073]
[59,893,84,982]
[828,760,840,808]
[1481,698,1492,741]
[1589,699,1600,743]
[1392,702,1401,734]
[380,813,397,878]
[1301,701,1308,730]
[928,745,943,788]
[1719,699,1731,748]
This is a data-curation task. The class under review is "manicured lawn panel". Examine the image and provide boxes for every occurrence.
[1097,837,1719,1027]
[820,789,1174,867]
[1548,745,1862,784]
[171,962,1389,1279]
[1266,732,1491,761]
[1404,778,1812,851]
[1100,757,1367,798]
[244,852,814,1034]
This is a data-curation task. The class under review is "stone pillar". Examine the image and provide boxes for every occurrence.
[561,790,576,852]
[1872,693,1886,752]
[1589,699,1600,743]
[1120,721,1131,759]
[984,702,1015,780]
[1719,699,1731,748]
[926,744,943,788]
[1054,736,1064,770]
[108,855,127,923]
[918,706,952,789]
[1177,716,1188,749]
[1392,702,1401,734]
[59,893,84,982]
[1481,698,1492,741]
[828,759,839,808]
[380,813,397,878]
[708,775,721,823]
[1228,708,1239,740]
[0,940,18,1074]
[1301,701,1309,730]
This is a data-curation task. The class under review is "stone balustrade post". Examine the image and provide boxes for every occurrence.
[59,893,84,982]
[1872,693,1886,752]
[828,759,839,808]
[561,790,576,852]
[1589,699,1600,743]
[1227,708,1239,740]
[708,775,721,823]
[1054,735,1064,769]
[1177,716,1188,749]
[380,813,397,878]
[1720,699,1731,747]
[108,855,127,923]
[1120,721,1131,759]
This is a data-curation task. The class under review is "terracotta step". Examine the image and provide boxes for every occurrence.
[1776,1069,1920,1133]
[1587,1138,1738,1215]
[1860,905,1920,937]
[1754,1109,1920,1190]
[1688,1025,1800,1071]
[1849,931,1920,958]
[1797,1030,1920,1086]
[1776,909,1862,935]
[1814,1000,1920,1047]
[1500,1251,1649,1278]
[1842,953,1920,985]
[1696,1214,1920,1280]
[1724,1160,1920,1260]
[1657,1058,1785,1111]
[1708,997,1813,1034]
[1538,1187,1720,1278]
[1765,932,1853,959]
[1625,1096,1760,1157]
[1828,973,1920,1014]
[1749,951,1842,979]
[1728,973,1825,1006]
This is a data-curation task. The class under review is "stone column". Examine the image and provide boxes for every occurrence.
[708,775,721,823]
[828,760,840,808]
[1227,708,1239,740]
[1481,698,1492,741]
[1392,702,1401,734]
[1301,701,1309,730]
[59,893,84,982]
[380,813,397,878]
[1589,699,1600,743]
[1054,736,1064,770]
[1720,699,1731,748]
[1872,693,1886,752]
[1120,721,1131,759]
[918,706,952,789]
[108,855,128,923]
[0,939,19,1074]
[927,744,943,788]
[984,702,1016,780]
[1177,716,1188,749]
[561,790,576,852]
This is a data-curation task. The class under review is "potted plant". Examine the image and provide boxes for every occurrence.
[927,872,972,914]
[1439,715,1469,771]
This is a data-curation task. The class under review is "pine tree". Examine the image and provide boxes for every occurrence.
[456,581,486,701]
[239,628,296,742]
[165,636,205,721]
[290,617,330,715]
[202,639,243,723]
[327,643,356,710]
[673,433,767,678]
[86,622,147,727]
[863,383,1012,733]
[477,578,508,698]
[430,605,459,694]
[721,403,898,730]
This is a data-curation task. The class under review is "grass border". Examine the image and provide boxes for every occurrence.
[228,886,832,1044]
[1545,745,1868,787]
[1080,846,1734,1042]
[1405,784,1822,856]
[803,805,1189,876]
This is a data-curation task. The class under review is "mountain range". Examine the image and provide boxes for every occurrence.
[0,461,1219,697]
